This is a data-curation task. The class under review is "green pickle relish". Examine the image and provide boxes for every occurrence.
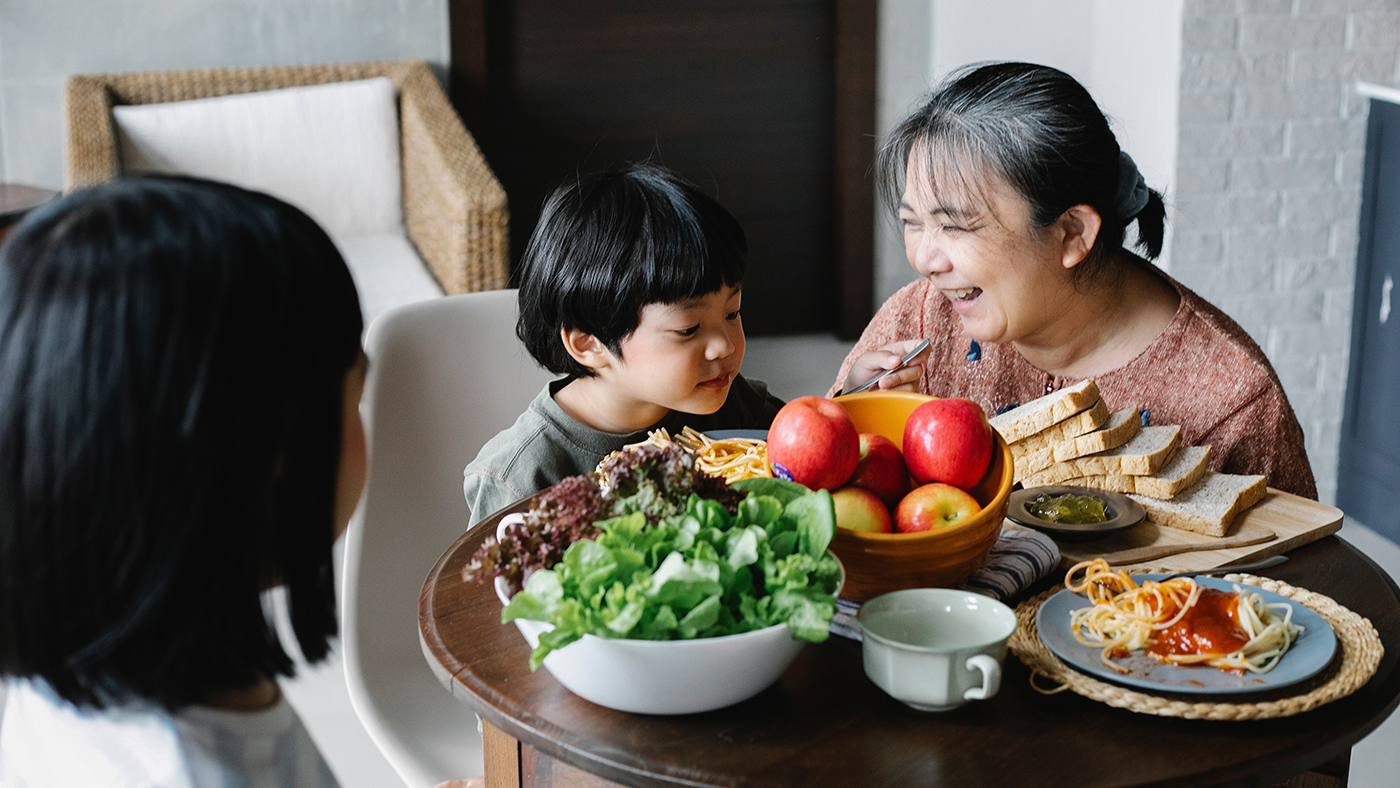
[1027,492,1109,524]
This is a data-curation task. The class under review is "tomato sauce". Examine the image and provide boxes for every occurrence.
[1147,588,1250,658]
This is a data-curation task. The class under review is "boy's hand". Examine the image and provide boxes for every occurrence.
[843,339,931,394]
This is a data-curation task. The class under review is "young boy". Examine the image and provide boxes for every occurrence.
[462,164,784,524]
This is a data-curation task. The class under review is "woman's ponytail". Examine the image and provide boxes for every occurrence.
[1133,188,1166,260]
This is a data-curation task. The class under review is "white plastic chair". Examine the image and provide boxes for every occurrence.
[342,289,554,786]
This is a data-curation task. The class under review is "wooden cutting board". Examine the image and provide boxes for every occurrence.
[1035,488,1344,572]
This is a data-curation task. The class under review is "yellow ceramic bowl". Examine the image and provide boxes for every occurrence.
[829,391,1013,603]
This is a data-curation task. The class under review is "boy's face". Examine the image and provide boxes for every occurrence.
[609,284,745,417]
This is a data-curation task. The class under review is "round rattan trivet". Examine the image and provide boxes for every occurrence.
[1009,573,1384,720]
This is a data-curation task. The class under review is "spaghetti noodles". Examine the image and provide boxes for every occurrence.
[672,426,771,483]
[1064,558,1303,675]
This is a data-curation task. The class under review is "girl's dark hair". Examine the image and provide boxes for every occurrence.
[515,164,747,377]
[878,62,1167,283]
[0,176,363,711]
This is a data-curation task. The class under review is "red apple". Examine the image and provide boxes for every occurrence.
[832,486,893,533]
[847,433,910,509]
[894,483,982,532]
[766,396,859,490]
[902,398,994,490]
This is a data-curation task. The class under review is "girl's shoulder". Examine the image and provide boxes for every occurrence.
[0,680,331,788]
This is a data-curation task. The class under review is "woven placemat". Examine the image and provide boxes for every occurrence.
[1009,573,1385,720]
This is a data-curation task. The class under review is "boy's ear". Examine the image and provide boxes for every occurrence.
[560,327,613,371]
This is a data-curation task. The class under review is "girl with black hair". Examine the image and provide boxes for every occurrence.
[463,164,784,525]
[0,176,366,786]
[833,62,1314,498]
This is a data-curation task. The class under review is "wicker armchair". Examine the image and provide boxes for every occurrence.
[65,60,508,295]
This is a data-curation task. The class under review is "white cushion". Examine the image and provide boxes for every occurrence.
[113,78,404,238]
[336,234,443,326]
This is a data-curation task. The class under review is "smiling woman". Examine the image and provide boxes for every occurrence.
[832,63,1316,499]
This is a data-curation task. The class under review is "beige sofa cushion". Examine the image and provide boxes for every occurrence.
[113,77,404,238]
[113,78,443,325]
[336,234,445,323]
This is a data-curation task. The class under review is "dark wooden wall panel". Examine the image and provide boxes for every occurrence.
[833,0,877,339]
[449,0,874,337]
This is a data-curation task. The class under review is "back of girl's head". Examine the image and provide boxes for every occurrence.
[878,62,1167,282]
[0,176,363,711]
[515,164,747,376]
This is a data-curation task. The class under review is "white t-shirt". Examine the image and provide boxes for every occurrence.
[0,680,339,788]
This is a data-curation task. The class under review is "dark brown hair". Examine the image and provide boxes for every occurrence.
[0,176,362,710]
[514,163,747,377]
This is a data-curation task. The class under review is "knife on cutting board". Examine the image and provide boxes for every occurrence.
[1100,527,1277,566]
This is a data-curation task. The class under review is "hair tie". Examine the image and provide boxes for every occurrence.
[1115,151,1150,220]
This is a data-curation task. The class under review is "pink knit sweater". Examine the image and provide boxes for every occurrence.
[830,271,1318,499]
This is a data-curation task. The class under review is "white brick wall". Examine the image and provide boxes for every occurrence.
[1173,0,1400,504]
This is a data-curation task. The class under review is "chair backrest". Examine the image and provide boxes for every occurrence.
[342,290,554,786]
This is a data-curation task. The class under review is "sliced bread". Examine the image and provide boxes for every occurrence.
[1129,471,1267,537]
[989,379,1100,443]
[1060,445,1212,499]
[1013,445,1056,480]
[1051,407,1141,462]
[1019,425,1182,486]
[1012,405,1138,479]
[1008,398,1110,461]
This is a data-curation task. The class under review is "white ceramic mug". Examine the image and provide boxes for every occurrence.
[857,588,1018,712]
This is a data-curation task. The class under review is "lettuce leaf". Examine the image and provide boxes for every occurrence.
[784,489,836,559]
[730,477,811,506]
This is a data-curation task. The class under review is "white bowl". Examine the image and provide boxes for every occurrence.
[491,509,826,715]
[494,573,807,714]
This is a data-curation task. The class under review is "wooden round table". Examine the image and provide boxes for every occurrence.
[0,183,60,245]
[421,503,1400,788]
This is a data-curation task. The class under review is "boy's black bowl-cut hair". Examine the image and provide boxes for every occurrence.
[515,163,747,377]
[0,176,362,711]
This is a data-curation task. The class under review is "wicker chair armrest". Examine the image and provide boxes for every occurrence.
[398,62,509,294]
[65,77,122,190]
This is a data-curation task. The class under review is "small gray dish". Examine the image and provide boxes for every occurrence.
[704,429,769,441]
[1007,485,1146,542]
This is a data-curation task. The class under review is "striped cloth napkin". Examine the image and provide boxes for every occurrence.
[829,527,1060,641]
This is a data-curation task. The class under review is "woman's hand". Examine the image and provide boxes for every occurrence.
[843,339,931,394]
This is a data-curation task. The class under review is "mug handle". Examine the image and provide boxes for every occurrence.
[962,655,1001,701]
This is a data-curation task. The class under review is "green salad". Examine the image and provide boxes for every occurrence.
[501,476,843,670]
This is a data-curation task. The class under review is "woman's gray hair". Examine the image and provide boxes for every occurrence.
[878,62,1167,280]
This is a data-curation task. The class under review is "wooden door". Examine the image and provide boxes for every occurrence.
[1338,98,1400,538]
[447,0,875,337]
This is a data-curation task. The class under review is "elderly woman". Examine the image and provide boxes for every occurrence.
[833,62,1315,499]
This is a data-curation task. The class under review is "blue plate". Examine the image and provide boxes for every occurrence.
[1036,575,1337,695]
[704,429,768,441]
